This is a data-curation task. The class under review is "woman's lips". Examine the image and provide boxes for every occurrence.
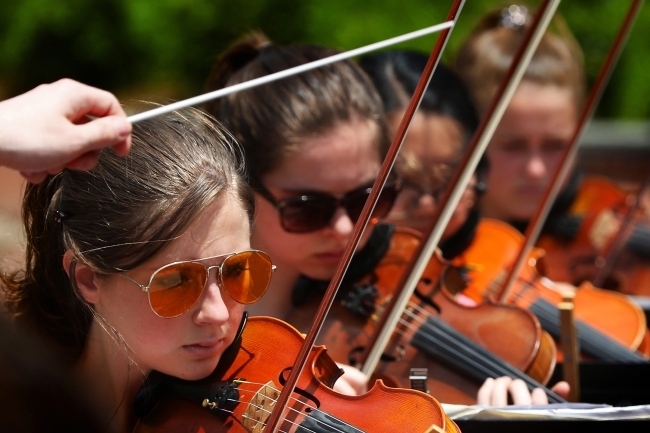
[314,250,345,266]
[182,339,224,358]
[516,184,546,196]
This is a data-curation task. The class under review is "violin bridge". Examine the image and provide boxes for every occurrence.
[242,381,280,433]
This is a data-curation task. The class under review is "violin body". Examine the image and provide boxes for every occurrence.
[287,227,559,404]
[456,218,650,361]
[537,176,650,296]
[135,316,455,433]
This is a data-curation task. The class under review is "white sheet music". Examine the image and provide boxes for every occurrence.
[442,403,650,420]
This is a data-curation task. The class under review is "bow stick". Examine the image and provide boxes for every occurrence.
[262,2,465,432]
[497,0,645,303]
[126,21,453,124]
[359,0,561,376]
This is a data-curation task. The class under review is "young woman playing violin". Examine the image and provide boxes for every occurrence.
[1,108,275,432]
[360,49,570,406]
[204,32,395,397]
[456,6,650,297]
[451,7,650,363]
[359,51,484,259]
[455,5,585,234]
[204,32,559,406]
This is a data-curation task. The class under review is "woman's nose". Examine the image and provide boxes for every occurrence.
[418,193,436,213]
[525,152,547,179]
[194,274,230,326]
[328,206,355,238]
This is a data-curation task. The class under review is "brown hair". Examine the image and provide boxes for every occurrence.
[1,108,254,359]
[455,5,585,116]
[205,31,389,180]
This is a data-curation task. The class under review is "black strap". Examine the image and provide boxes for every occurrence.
[133,313,248,419]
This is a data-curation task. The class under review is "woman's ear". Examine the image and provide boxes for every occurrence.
[63,251,100,305]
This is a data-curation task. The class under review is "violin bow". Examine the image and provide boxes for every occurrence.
[126,22,453,124]
[359,0,561,376]
[497,0,645,303]
[261,2,465,431]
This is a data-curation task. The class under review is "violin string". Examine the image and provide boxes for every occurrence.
[397,307,560,398]
[398,306,525,380]
[206,400,318,433]
[376,295,516,364]
[229,381,318,411]
[217,381,360,433]
[127,21,454,124]
[374,298,556,394]
[522,284,646,362]
[405,312,565,401]
[410,314,526,379]
[368,289,566,400]
[212,390,330,433]
[495,273,647,362]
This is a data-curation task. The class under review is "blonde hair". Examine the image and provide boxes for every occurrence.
[455,6,585,116]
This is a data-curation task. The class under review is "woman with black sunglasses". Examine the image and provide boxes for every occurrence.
[1,108,275,432]
[205,32,401,396]
[204,32,556,405]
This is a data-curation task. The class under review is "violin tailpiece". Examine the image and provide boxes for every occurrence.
[201,379,242,412]
[340,282,379,318]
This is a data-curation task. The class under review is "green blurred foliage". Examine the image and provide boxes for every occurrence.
[0,0,648,119]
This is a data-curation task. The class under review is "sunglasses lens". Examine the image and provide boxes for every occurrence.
[279,197,336,233]
[345,183,399,222]
[341,187,371,223]
[372,182,400,219]
[279,182,400,234]
[149,263,207,318]
[221,251,273,304]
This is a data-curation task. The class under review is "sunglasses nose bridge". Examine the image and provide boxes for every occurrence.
[200,263,229,303]
[204,264,222,285]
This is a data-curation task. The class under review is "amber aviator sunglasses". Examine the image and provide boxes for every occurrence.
[255,178,402,234]
[120,250,275,318]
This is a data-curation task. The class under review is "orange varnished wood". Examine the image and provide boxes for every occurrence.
[287,228,556,404]
[538,176,650,297]
[134,316,453,433]
[456,218,649,360]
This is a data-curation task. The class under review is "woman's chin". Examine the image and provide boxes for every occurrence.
[165,359,222,381]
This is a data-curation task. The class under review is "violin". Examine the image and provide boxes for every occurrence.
[537,176,650,297]
[133,315,457,433]
[455,218,650,362]
[286,226,563,404]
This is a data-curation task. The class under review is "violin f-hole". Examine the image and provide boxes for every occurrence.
[279,367,321,412]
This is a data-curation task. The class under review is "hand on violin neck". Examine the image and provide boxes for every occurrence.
[333,363,369,396]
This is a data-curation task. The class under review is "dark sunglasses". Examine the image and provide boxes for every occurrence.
[120,250,275,318]
[255,178,402,234]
